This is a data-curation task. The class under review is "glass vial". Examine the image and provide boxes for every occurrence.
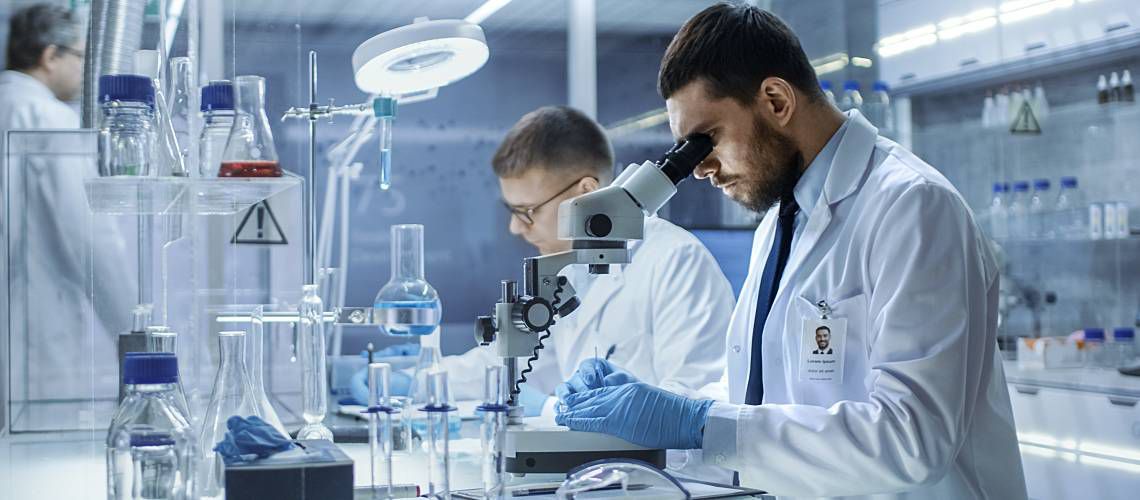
[367,363,396,499]
[373,96,397,190]
[199,331,263,498]
[219,75,283,177]
[421,370,455,500]
[297,285,334,440]
[479,365,509,500]
[373,224,442,336]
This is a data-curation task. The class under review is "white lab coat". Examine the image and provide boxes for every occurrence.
[1,70,136,400]
[699,113,1027,499]
[442,217,735,408]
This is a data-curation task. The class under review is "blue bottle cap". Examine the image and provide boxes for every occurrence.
[1013,181,1030,192]
[820,80,833,91]
[1084,328,1105,341]
[992,182,1005,193]
[1002,182,1011,192]
[123,352,179,384]
[1033,179,1050,190]
[843,80,860,91]
[129,432,176,447]
[200,80,234,112]
[873,81,890,92]
[98,74,155,109]
[1061,176,1078,189]
[1114,327,1135,340]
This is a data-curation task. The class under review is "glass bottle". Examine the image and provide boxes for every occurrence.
[199,331,263,499]
[297,285,334,440]
[219,75,283,177]
[249,305,288,436]
[143,331,191,420]
[109,425,198,500]
[373,224,442,336]
[107,353,193,500]
[98,74,155,177]
[198,80,234,178]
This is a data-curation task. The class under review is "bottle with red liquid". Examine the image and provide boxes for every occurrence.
[219,75,283,177]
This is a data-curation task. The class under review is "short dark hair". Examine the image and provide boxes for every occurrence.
[658,2,822,105]
[6,3,83,71]
[492,106,614,181]
[816,326,831,335]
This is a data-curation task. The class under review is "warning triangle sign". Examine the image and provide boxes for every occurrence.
[1009,101,1041,135]
[232,200,288,245]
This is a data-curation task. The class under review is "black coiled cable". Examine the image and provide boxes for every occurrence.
[513,280,567,397]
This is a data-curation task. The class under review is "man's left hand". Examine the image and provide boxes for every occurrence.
[554,382,712,450]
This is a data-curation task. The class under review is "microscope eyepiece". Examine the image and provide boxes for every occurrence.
[658,133,713,185]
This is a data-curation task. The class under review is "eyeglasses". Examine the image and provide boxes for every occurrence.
[502,176,594,226]
[55,45,85,60]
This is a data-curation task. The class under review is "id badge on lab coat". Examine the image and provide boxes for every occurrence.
[799,306,846,383]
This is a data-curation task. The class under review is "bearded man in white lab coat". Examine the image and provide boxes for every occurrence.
[354,106,735,421]
[2,4,135,406]
[555,4,1028,499]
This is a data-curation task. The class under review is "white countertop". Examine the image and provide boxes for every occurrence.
[1003,360,1140,398]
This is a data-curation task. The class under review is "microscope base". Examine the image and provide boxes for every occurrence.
[504,424,666,475]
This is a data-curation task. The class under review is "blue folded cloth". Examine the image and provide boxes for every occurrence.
[213,415,296,465]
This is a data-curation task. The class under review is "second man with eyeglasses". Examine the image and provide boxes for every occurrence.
[448,105,737,416]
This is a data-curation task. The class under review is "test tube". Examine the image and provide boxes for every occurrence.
[479,365,509,500]
[368,363,395,500]
[373,96,397,191]
[422,369,453,500]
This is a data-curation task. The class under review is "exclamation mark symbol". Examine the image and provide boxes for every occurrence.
[256,205,265,239]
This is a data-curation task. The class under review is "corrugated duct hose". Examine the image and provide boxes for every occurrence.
[81,0,147,128]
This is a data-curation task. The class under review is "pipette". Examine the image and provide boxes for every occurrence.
[365,362,395,499]
[478,365,509,499]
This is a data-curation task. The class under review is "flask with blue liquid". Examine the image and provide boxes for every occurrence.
[374,224,442,336]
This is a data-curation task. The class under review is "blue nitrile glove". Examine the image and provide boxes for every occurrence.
[371,343,420,358]
[555,358,639,402]
[554,382,713,450]
[349,366,413,406]
[213,415,296,465]
[518,384,549,417]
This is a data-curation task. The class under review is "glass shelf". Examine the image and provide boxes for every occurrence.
[84,172,302,215]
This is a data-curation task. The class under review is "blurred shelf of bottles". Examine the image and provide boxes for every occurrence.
[986,176,1133,243]
[822,79,896,139]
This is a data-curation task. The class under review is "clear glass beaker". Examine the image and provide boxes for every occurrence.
[199,331,264,498]
[373,224,441,336]
[219,75,283,177]
[297,285,334,440]
[249,305,288,436]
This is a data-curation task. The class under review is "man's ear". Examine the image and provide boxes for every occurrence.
[758,77,797,128]
[38,45,60,69]
[579,176,601,193]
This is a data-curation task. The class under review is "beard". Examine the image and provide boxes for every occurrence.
[731,115,803,214]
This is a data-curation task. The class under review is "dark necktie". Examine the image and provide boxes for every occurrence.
[744,195,799,405]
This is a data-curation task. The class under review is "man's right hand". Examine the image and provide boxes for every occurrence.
[555,358,639,402]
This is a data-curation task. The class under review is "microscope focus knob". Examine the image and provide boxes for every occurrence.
[585,214,613,237]
[514,296,555,332]
[475,315,496,345]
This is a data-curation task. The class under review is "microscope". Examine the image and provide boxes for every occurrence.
[474,133,713,474]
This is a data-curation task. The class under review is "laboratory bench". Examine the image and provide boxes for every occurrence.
[0,410,765,500]
[1003,360,1140,500]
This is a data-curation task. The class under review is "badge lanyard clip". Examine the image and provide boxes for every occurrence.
[816,300,832,320]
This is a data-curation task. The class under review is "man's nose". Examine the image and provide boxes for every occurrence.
[508,215,526,236]
[693,153,719,180]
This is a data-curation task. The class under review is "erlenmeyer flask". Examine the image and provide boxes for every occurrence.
[219,75,282,177]
[373,224,441,336]
[249,306,287,436]
[199,331,264,498]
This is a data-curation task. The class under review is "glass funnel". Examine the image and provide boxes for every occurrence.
[373,224,441,336]
[297,285,334,440]
[249,306,287,437]
[199,331,264,498]
[219,75,282,177]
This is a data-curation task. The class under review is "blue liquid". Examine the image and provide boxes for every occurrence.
[411,415,463,436]
[379,148,391,190]
[373,299,440,336]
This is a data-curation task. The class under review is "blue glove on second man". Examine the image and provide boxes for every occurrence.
[555,358,639,402]
[554,382,713,450]
[349,362,413,406]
